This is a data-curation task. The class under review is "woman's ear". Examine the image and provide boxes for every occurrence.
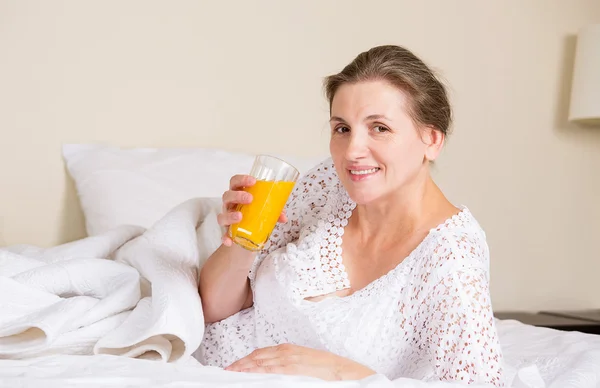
[421,126,445,162]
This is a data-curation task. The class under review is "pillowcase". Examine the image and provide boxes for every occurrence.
[63,144,326,236]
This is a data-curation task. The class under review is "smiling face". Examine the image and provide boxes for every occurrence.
[329,80,443,205]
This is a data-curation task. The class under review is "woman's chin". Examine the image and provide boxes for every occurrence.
[346,190,380,206]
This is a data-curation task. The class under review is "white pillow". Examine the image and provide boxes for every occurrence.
[63,144,326,236]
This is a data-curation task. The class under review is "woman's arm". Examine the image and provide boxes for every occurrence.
[199,243,256,324]
[199,173,260,324]
[422,268,504,386]
[416,234,505,387]
[199,161,319,323]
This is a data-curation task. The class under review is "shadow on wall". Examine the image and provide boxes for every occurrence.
[58,166,87,243]
[555,34,600,139]
[555,34,577,132]
[0,216,5,247]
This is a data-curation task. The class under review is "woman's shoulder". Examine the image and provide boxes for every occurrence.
[419,207,491,275]
[432,206,487,240]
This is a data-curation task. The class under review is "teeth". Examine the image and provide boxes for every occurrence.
[350,168,379,175]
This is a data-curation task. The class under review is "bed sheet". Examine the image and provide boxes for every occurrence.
[0,319,599,388]
[495,318,600,387]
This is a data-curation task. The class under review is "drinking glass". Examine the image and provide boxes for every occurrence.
[229,155,300,251]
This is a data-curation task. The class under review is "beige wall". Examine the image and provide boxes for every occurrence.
[1,0,599,311]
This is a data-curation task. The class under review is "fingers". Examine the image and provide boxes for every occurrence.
[217,175,255,247]
[229,174,256,191]
[226,348,273,370]
[217,209,242,227]
[221,235,233,247]
[237,365,291,375]
[277,211,288,224]
[218,190,253,234]
[226,345,285,368]
[226,345,297,373]
[222,191,253,212]
[217,208,242,247]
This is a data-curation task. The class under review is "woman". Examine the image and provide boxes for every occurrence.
[196,45,504,386]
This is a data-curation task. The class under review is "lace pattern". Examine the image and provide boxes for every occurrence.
[197,158,505,387]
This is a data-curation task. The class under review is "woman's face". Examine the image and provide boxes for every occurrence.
[329,80,442,205]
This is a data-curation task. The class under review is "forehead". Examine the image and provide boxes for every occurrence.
[330,80,411,121]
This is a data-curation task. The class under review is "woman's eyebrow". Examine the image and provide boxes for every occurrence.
[330,114,391,123]
[329,116,347,123]
[364,114,391,121]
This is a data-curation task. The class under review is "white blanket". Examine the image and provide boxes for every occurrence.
[0,198,222,362]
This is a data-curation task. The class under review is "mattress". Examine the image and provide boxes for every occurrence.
[0,319,598,388]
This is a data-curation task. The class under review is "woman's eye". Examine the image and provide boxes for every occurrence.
[335,126,350,133]
[373,125,390,133]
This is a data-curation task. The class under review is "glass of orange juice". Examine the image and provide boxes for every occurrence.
[229,155,300,251]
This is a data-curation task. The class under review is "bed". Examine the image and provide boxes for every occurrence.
[1,144,599,388]
[0,319,599,387]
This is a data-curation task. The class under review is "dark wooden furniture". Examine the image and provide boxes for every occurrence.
[494,311,600,335]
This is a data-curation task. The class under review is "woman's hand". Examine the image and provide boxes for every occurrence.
[218,174,288,247]
[225,344,376,381]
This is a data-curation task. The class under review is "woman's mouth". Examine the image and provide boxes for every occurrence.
[348,167,380,181]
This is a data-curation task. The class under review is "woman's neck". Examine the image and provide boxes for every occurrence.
[350,173,451,248]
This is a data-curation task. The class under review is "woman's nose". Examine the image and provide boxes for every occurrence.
[344,132,369,161]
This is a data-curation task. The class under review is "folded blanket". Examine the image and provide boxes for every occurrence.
[0,198,223,362]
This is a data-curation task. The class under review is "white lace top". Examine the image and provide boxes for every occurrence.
[194,159,505,387]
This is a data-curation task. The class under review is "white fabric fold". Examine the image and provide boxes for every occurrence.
[0,198,222,363]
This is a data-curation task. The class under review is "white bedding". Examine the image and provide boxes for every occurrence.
[1,198,599,388]
[0,320,599,388]
[0,198,223,362]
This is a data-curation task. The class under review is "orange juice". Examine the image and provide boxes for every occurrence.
[229,180,295,251]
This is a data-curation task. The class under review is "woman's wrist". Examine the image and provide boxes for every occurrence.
[223,243,257,271]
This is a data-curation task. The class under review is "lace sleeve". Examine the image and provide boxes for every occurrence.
[416,234,504,387]
[247,159,329,286]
